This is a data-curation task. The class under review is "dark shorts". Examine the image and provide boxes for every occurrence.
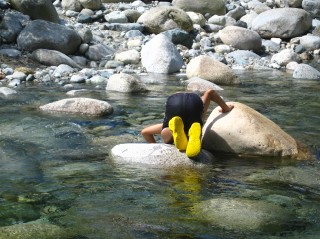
[162,92,204,135]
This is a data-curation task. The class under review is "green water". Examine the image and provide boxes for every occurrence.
[0,69,319,238]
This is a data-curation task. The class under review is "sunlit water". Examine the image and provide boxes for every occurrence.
[0,68,319,238]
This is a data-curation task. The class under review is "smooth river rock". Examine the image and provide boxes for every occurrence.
[202,102,308,158]
[111,143,215,167]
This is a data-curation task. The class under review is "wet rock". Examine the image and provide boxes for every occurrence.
[193,197,295,232]
[293,63,320,79]
[186,55,239,85]
[172,0,226,16]
[141,34,184,73]
[40,97,113,116]
[32,49,81,68]
[17,19,81,55]
[9,0,59,23]
[111,143,215,167]
[218,26,262,53]
[202,102,307,158]
[251,8,312,39]
[0,87,17,96]
[106,72,147,92]
[137,6,193,34]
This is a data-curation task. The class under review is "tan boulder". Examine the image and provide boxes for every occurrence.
[202,102,309,158]
[186,55,239,85]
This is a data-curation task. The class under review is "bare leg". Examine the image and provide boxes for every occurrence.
[201,89,234,115]
[161,127,173,144]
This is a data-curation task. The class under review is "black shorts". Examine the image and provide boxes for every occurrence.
[162,92,204,135]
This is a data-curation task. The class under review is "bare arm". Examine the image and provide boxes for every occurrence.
[201,89,234,115]
[141,123,163,143]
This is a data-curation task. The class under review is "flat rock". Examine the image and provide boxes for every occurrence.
[111,143,215,167]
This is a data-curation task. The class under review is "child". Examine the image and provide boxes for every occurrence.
[141,89,234,157]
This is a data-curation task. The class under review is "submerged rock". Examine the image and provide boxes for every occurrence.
[110,143,215,167]
[202,102,309,158]
[192,197,295,232]
[40,97,113,116]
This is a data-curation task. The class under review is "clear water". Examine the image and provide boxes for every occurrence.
[0,68,319,238]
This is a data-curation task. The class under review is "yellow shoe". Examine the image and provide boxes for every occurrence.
[186,123,201,158]
[169,116,188,151]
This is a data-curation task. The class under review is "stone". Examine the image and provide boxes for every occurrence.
[17,19,81,55]
[106,73,147,92]
[193,198,295,232]
[0,87,17,96]
[40,97,113,116]
[185,76,224,93]
[271,49,300,66]
[186,55,238,85]
[172,0,226,16]
[0,12,29,43]
[111,143,215,167]
[137,6,193,34]
[218,26,262,53]
[252,8,312,39]
[293,63,320,79]
[32,49,81,68]
[115,49,140,64]
[302,0,320,18]
[202,102,308,158]
[141,34,184,74]
[9,0,59,23]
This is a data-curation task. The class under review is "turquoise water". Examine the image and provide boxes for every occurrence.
[0,69,319,238]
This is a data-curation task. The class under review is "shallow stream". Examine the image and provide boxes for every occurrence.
[0,68,319,238]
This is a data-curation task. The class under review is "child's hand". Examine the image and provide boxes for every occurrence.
[218,104,234,113]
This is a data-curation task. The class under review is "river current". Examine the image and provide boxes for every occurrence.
[0,67,319,238]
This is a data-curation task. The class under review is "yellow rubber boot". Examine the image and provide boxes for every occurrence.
[169,116,188,151]
[186,122,201,158]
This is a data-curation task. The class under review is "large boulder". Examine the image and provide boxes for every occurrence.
[17,20,81,55]
[106,73,148,92]
[111,143,215,167]
[251,8,312,39]
[141,34,184,74]
[137,6,193,34]
[218,26,262,53]
[9,0,59,23]
[202,102,308,158]
[186,55,239,85]
[40,98,113,116]
[302,0,320,18]
[172,0,226,16]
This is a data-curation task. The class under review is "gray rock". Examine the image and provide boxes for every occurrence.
[79,0,101,10]
[161,28,194,49]
[40,97,113,116]
[84,43,115,61]
[0,48,21,58]
[252,8,312,39]
[0,12,29,43]
[218,26,262,53]
[61,0,82,12]
[186,76,224,92]
[302,0,320,18]
[32,49,81,68]
[111,143,215,167]
[271,49,300,66]
[141,34,184,74]
[105,10,128,23]
[299,35,320,51]
[293,63,320,79]
[137,6,193,34]
[226,50,261,66]
[104,23,144,32]
[106,73,147,92]
[114,49,140,64]
[172,0,226,16]
[9,0,59,23]
[17,19,81,55]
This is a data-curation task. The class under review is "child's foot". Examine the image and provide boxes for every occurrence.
[186,122,202,158]
[169,116,188,151]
